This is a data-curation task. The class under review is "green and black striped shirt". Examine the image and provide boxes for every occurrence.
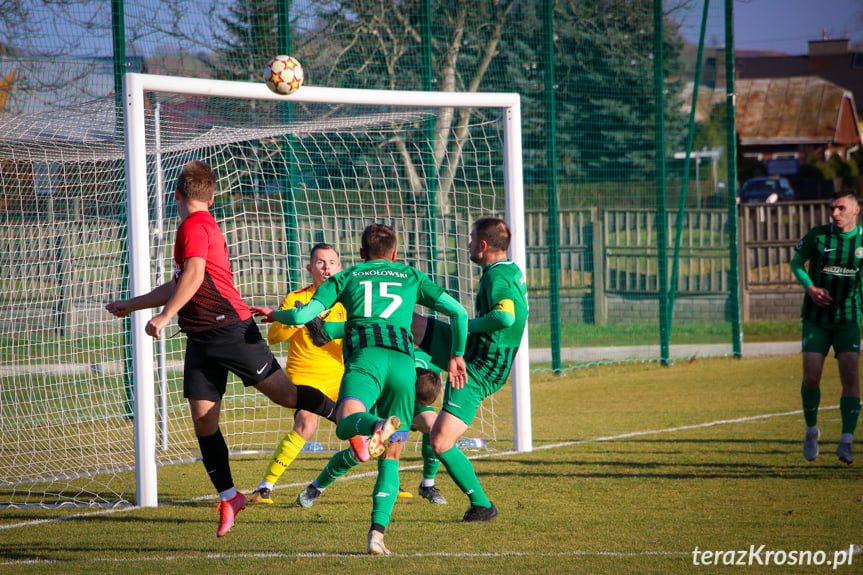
[795,224,863,325]
[465,259,529,386]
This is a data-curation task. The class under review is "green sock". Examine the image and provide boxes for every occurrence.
[315,448,360,489]
[438,445,490,508]
[370,458,400,528]
[421,432,440,480]
[801,385,820,428]
[336,412,378,440]
[840,396,861,436]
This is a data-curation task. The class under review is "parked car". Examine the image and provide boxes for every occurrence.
[737,177,795,204]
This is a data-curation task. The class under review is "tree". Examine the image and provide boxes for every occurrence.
[0,0,112,113]
[546,0,687,188]
[309,0,516,216]
[210,0,281,82]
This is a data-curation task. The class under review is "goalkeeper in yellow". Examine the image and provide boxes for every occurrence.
[248,243,363,504]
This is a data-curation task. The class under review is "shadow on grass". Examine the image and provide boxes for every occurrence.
[476,437,856,480]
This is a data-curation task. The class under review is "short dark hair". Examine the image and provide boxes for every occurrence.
[473,216,511,252]
[176,160,216,202]
[361,223,398,259]
[310,242,338,262]
[833,189,859,203]
[414,367,442,407]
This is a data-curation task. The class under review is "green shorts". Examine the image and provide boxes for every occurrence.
[801,319,861,356]
[418,318,505,426]
[339,346,415,432]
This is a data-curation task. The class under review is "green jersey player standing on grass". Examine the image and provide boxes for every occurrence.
[791,189,863,465]
[252,223,468,555]
[412,216,528,522]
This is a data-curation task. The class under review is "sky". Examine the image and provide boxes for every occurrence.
[733,0,863,54]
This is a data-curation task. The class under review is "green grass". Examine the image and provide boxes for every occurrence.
[1,355,858,574]
[528,319,801,347]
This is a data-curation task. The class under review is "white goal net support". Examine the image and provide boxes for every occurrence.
[0,73,530,508]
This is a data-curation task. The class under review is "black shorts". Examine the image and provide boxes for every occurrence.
[183,318,282,401]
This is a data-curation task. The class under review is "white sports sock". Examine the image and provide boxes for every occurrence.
[840,433,853,444]
[219,487,238,502]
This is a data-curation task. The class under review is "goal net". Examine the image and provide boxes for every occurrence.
[0,74,529,507]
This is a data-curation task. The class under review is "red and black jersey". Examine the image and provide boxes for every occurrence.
[174,211,250,332]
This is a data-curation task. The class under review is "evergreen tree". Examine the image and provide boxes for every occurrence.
[211,0,281,82]
[529,0,687,188]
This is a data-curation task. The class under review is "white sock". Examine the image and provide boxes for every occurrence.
[219,487,238,502]
[257,481,274,492]
[806,425,819,434]
[420,478,435,488]
[840,433,853,444]
[311,480,325,492]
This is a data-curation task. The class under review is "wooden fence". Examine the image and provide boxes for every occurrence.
[526,207,733,292]
[737,200,836,320]
[525,201,837,322]
[1,201,831,336]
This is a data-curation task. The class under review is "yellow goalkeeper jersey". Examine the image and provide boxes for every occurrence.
[267,285,346,387]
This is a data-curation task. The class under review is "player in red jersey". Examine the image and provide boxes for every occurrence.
[106,160,337,537]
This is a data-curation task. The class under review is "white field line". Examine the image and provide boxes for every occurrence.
[0,405,827,535]
[0,550,691,568]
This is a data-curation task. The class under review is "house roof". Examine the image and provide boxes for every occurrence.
[737,48,863,114]
[735,76,861,147]
[681,75,861,147]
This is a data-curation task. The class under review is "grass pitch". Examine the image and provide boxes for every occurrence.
[1,354,860,574]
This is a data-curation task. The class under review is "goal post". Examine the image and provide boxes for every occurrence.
[122,73,532,508]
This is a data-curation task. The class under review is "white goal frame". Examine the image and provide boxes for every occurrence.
[122,72,531,508]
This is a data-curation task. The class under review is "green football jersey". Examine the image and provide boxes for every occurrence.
[312,259,445,357]
[465,259,529,386]
[795,224,863,325]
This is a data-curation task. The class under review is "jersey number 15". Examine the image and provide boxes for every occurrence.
[360,281,403,319]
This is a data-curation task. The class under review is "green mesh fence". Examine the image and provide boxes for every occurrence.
[0,0,739,371]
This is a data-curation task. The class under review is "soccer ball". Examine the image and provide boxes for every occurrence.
[264,55,304,95]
